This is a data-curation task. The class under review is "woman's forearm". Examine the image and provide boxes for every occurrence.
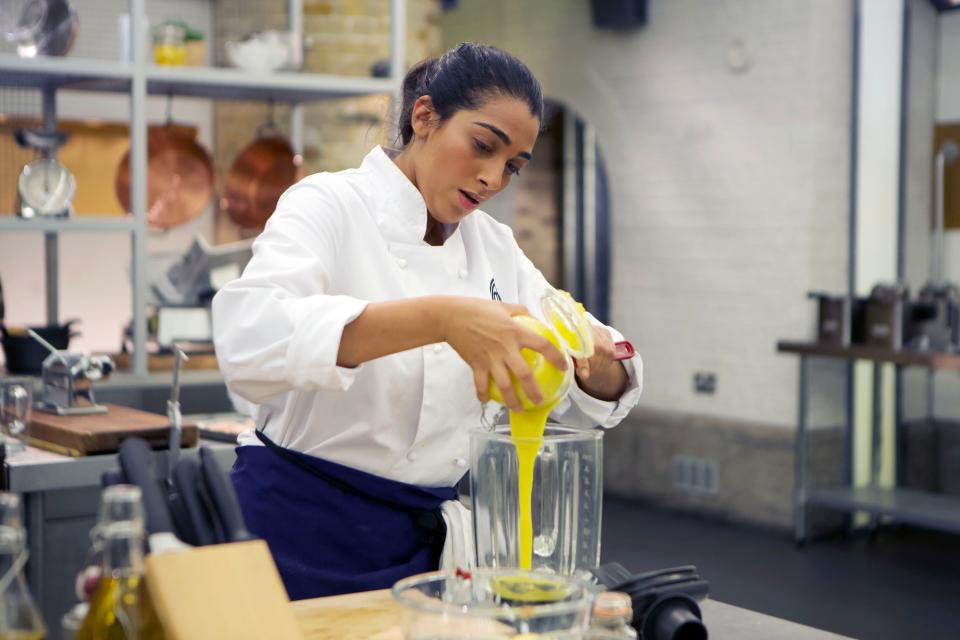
[337,296,453,367]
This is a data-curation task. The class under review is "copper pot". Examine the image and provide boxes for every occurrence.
[221,128,302,229]
[115,124,215,230]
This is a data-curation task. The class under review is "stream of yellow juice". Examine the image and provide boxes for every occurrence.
[510,405,553,570]
[489,315,570,570]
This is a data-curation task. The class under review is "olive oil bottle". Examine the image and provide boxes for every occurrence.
[76,486,164,640]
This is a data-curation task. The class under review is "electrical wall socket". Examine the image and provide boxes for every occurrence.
[693,372,716,394]
[672,455,720,495]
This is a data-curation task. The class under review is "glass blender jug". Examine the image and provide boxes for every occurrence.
[470,425,604,578]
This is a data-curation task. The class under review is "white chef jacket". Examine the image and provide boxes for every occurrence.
[212,145,642,487]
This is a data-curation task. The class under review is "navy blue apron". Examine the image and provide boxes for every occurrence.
[230,430,456,600]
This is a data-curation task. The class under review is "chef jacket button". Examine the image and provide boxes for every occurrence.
[433,344,443,353]
[407,451,418,462]
[458,268,469,279]
[453,457,467,468]
[397,258,408,269]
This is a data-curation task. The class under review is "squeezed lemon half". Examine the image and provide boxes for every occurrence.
[490,575,571,604]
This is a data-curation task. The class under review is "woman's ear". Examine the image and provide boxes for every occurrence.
[409,95,437,141]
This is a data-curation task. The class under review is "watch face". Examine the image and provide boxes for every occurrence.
[18,158,76,216]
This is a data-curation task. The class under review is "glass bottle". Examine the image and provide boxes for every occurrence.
[76,485,164,640]
[152,23,187,66]
[0,492,46,640]
[0,380,32,457]
[586,591,638,640]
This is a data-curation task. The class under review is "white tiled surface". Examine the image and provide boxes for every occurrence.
[443,0,853,427]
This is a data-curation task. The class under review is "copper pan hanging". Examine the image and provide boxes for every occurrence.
[221,106,302,230]
[115,98,215,231]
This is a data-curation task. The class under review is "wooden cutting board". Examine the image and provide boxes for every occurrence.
[291,588,514,639]
[292,589,402,640]
[29,403,197,456]
[111,351,221,372]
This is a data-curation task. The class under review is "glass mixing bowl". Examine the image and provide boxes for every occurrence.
[392,568,597,639]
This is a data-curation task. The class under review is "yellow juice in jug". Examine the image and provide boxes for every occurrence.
[488,314,574,570]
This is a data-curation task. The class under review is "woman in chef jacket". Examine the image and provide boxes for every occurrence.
[212,43,642,600]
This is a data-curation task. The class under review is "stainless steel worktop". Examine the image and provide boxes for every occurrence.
[700,599,852,639]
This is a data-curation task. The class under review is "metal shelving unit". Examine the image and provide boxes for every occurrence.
[1,0,407,377]
[0,54,133,92]
[146,65,395,102]
[777,340,960,544]
[0,216,137,233]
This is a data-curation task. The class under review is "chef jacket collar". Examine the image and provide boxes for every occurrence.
[365,145,460,246]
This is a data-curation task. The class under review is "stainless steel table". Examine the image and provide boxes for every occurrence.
[2,440,237,639]
[700,599,852,639]
[777,340,960,544]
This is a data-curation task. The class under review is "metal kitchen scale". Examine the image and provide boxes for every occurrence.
[14,127,76,219]
[27,329,114,416]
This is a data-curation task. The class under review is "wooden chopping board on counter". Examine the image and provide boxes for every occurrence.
[291,587,518,639]
[292,589,403,640]
[29,403,198,456]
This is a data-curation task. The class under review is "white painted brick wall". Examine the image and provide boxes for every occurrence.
[443,0,853,428]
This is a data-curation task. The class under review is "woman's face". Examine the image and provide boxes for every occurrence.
[413,95,540,224]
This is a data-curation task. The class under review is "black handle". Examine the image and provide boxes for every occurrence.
[643,595,707,640]
[199,447,254,543]
[117,438,175,535]
[171,458,218,546]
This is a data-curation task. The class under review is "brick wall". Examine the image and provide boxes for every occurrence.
[213,0,442,242]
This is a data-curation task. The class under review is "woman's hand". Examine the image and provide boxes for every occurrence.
[441,297,567,412]
[572,324,628,402]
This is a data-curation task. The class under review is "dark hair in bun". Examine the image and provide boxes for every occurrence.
[398,43,543,146]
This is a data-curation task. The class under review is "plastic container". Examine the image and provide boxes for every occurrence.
[1,321,77,375]
[392,569,597,639]
[470,425,603,578]
[153,22,186,65]
[586,591,638,639]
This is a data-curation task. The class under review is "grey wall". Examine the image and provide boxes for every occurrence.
[939,12,960,296]
[937,11,960,122]
[442,0,853,430]
[902,0,939,421]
